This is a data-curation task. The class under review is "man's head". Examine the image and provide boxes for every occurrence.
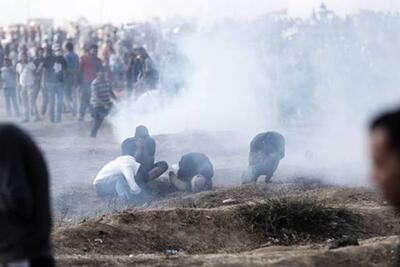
[89,44,98,57]
[19,53,28,63]
[370,109,400,208]
[65,42,74,52]
[35,47,44,58]
[4,58,12,67]
[135,125,150,138]
[121,139,137,157]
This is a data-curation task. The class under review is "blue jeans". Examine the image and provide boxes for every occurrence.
[94,175,133,203]
[3,86,19,117]
[48,83,64,122]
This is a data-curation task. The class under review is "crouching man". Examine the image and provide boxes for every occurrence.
[242,131,285,184]
[93,139,143,203]
[122,126,168,187]
[169,152,214,193]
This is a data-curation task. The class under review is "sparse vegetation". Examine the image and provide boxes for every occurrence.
[238,198,357,245]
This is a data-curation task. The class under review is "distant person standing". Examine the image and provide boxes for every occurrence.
[242,132,285,184]
[79,44,102,121]
[126,50,143,97]
[32,47,45,120]
[139,48,159,91]
[42,45,67,123]
[0,124,54,266]
[0,58,20,117]
[90,67,116,138]
[64,42,80,116]
[16,53,37,122]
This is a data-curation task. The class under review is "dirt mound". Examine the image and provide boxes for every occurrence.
[53,196,393,257]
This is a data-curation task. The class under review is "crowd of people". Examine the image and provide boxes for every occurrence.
[0,4,398,134]
[0,19,186,136]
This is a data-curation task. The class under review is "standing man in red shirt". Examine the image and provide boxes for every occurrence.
[78,44,102,121]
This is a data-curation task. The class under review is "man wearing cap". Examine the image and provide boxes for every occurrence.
[42,45,67,123]
[78,44,102,121]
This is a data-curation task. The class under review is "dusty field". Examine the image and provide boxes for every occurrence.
[2,113,400,266]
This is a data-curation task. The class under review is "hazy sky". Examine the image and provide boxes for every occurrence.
[0,0,400,25]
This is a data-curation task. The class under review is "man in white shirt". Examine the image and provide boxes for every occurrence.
[16,53,37,122]
[93,140,144,203]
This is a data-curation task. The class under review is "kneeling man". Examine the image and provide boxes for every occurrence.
[169,152,214,193]
[93,140,142,203]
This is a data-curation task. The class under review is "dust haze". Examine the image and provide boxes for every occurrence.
[111,6,400,186]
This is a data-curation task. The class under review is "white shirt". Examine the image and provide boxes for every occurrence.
[16,62,36,87]
[93,155,141,194]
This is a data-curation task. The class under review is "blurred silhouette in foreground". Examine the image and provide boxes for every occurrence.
[370,109,400,209]
[0,124,54,266]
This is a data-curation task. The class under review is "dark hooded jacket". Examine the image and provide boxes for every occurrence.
[177,152,214,190]
[0,124,52,263]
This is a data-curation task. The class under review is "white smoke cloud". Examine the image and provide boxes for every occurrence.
[111,25,277,140]
[110,8,400,186]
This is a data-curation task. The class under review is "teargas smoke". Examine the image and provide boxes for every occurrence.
[110,8,400,186]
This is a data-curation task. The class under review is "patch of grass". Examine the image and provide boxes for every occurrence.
[238,198,357,245]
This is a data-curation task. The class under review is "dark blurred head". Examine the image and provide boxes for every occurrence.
[35,47,44,58]
[20,53,28,63]
[121,139,137,157]
[89,44,98,57]
[4,58,12,67]
[65,42,74,52]
[370,109,400,208]
[135,125,150,138]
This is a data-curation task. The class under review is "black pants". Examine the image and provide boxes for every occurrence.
[91,106,109,137]
[135,161,168,187]
[79,82,91,120]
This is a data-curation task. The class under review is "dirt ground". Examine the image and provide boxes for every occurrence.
[2,112,400,266]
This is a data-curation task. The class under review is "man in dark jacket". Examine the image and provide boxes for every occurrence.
[242,132,285,184]
[121,126,168,187]
[169,152,214,193]
[42,45,67,123]
[0,124,54,266]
